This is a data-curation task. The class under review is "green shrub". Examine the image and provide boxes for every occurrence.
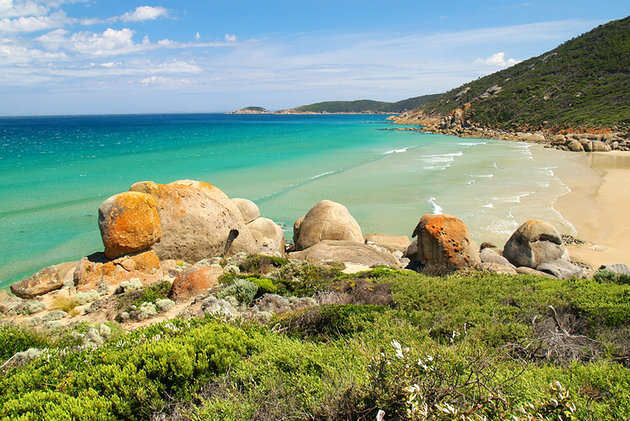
[0,324,50,360]
[217,280,258,304]
[250,277,277,297]
[593,269,630,285]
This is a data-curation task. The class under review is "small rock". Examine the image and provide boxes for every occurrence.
[480,248,515,269]
[10,266,63,299]
[170,264,223,301]
[364,233,411,253]
[598,263,630,275]
[481,263,518,275]
[516,266,556,278]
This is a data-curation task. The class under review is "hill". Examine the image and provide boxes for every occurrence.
[285,94,441,114]
[400,16,630,132]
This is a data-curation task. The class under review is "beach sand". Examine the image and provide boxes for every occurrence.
[555,151,630,268]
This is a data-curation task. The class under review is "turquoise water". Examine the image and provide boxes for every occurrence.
[0,114,578,288]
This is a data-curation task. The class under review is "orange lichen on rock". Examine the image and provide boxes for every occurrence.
[98,191,162,259]
[170,265,223,301]
[411,214,480,270]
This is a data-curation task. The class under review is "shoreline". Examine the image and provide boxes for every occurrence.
[555,151,630,267]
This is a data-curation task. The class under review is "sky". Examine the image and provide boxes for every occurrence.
[0,0,628,115]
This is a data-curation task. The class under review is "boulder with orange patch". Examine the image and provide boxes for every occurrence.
[170,264,223,301]
[408,214,480,271]
[130,180,257,262]
[98,191,162,259]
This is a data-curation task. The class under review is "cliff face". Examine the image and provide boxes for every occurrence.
[398,16,630,133]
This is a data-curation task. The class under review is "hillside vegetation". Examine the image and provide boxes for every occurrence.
[414,16,630,131]
[2,262,630,420]
[291,94,441,114]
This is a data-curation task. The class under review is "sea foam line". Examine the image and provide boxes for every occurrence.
[428,197,443,214]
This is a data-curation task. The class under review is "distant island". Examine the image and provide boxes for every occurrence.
[228,94,441,115]
[229,106,272,114]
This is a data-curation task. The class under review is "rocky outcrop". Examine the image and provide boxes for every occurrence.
[294,200,363,251]
[364,233,410,254]
[73,250,163,292]
[407,214,480,271]
[10,262,76,299]
[232,198,260,224]
[98,192,162,259]
[170,264,223,301]
[130,180,257,262]
[247,217,286,256]
[480,248,515,269]
[289,240,400,268]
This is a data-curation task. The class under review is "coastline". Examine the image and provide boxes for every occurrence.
[555,151,630,267]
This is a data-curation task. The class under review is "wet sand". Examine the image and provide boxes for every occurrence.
[555,151,630,268]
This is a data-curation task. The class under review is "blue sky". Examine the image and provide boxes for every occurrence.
[0,0,628,115]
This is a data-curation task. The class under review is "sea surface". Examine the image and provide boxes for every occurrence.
[0,113,581,289]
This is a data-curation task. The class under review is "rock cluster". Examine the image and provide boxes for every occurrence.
[3,178,610,331]
[393,111,629,152]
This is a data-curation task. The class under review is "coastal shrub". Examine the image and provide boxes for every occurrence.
[250,277,277,297]
[217,280,258,304]
[280,304,387,340]
[269,260,343,296]
[0,324,49,360]
[237,254,288,275]
[569,278,630,326]
[593,269,630,285]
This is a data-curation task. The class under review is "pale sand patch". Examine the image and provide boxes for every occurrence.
[555,151,630,268]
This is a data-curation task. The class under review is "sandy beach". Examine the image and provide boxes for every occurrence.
[555,151,630,268]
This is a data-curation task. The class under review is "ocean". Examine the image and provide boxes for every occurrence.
[0,113,581,289]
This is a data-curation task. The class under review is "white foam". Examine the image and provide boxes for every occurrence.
[428,197,443,214]
[383,146,412,155]
[310,170,335,180]
[482,203,494,208]
[458,141,487,146]
[471,174,494,178]
[418,151,462,170]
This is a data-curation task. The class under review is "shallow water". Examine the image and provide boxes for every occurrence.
[0,114,581,288]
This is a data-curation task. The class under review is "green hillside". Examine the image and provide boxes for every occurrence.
[416,16,630,131]
[292,94,441,113]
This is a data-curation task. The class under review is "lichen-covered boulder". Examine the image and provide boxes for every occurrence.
[129,180,257,262]
[98,191,162,259]
[247,217,286,255]
[289,240,400,268]
[294,200,363,251]
[10,262,76,299]
[503,220,569,268]
[73,250,164,293]
[170,264,223,301]
[364,233,411,254]
[408,214,480,271]
[232,198,260,224]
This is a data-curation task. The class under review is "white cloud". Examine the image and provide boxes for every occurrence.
[0,9,68,33]
[194,32,199,41]
[224,33,236,42]
[475,52,521,67]
[140,75,191,87]
[120,6,168,22]
[68,28,145,56]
